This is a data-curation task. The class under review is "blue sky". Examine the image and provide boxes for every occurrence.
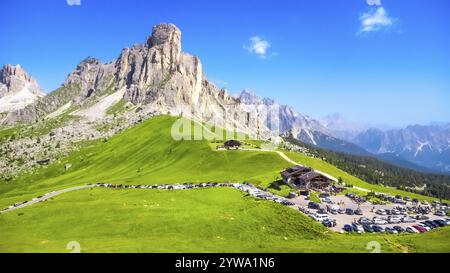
[1,0,449,127]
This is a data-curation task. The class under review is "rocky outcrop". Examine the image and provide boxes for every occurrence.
[0,64,44,113]
[4,23,276,139]
[237,90,330,144]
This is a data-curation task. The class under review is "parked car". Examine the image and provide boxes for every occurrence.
[385,227,398,234]
[416,214,429,220]
[354,208,363,215]
[372,225,384,233]
[346,193,354,198]
[317,208,328,215]
[433,220,446,227]
[311,214,330,222]
[376,209,387,215]
[352,223,364,233]
[345,208,354,215]
[406,226,420,233]
[338,208,345,214]
[416,223,431,231]
[437,219,449,226]
[322,219,336,227]
[391,209,401,215]
[435,210,446,217]
[393,226,405,233]
[388,216,402,224]
[358,217,372,225]
[373,218,388,225]
[402,217,416,223]
[308,202,320,209]
[412,225,427,233]
[424,220,438,229]
[343,224,354,232]
[363,224,374,233]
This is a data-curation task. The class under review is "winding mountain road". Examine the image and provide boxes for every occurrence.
[0,185,95,214]
[242,148,338,182]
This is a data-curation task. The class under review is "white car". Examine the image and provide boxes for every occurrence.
[406,226,420,233]
[435,211,446,217]
[391,209,401,215]
[402,217,416,223]
[373,218,388,225]
[388,217,402,224]
[376,209,387,215]
[311,214,330,222]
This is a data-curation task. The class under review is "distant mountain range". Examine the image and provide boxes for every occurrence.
[0,23,448,175]
[321,114,450,174]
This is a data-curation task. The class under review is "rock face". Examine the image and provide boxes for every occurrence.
[4,24,275,138]
[237,90,330,145]
[0,64,45,113]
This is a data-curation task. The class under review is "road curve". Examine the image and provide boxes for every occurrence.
[0,185,95,214]
[242,148,338,182]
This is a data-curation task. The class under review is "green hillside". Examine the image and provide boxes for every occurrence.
[1,115,449,253]
[0,116,290,208]
[1,187,449,253]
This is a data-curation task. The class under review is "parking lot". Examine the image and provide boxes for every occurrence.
[290,193,449,233]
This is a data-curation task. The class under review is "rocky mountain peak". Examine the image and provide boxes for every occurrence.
[0,64,40,91]
[147,23,181,48]
[0,64,44,113]
[238,90,262,105]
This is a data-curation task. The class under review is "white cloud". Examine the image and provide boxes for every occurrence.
[66,0,81,6]
[366,0,382,6]
[358,7,394,34]
[244,36,271,59]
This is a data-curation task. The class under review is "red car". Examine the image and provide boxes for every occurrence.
[412,225,427,233]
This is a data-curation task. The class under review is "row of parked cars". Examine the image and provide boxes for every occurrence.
[95,182,238,190]
[238,184,295,206]
[308,201,365,216]
[344,218,450,233]
[96,182,296,206]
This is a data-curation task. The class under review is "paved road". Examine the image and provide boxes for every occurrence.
[0,184,95,214]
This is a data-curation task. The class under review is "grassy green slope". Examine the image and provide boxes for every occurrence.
[1,187,448,253]
[1,115,449,253]
[0,116,289,208]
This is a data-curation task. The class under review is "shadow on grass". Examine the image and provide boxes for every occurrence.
[268,180,285,191]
